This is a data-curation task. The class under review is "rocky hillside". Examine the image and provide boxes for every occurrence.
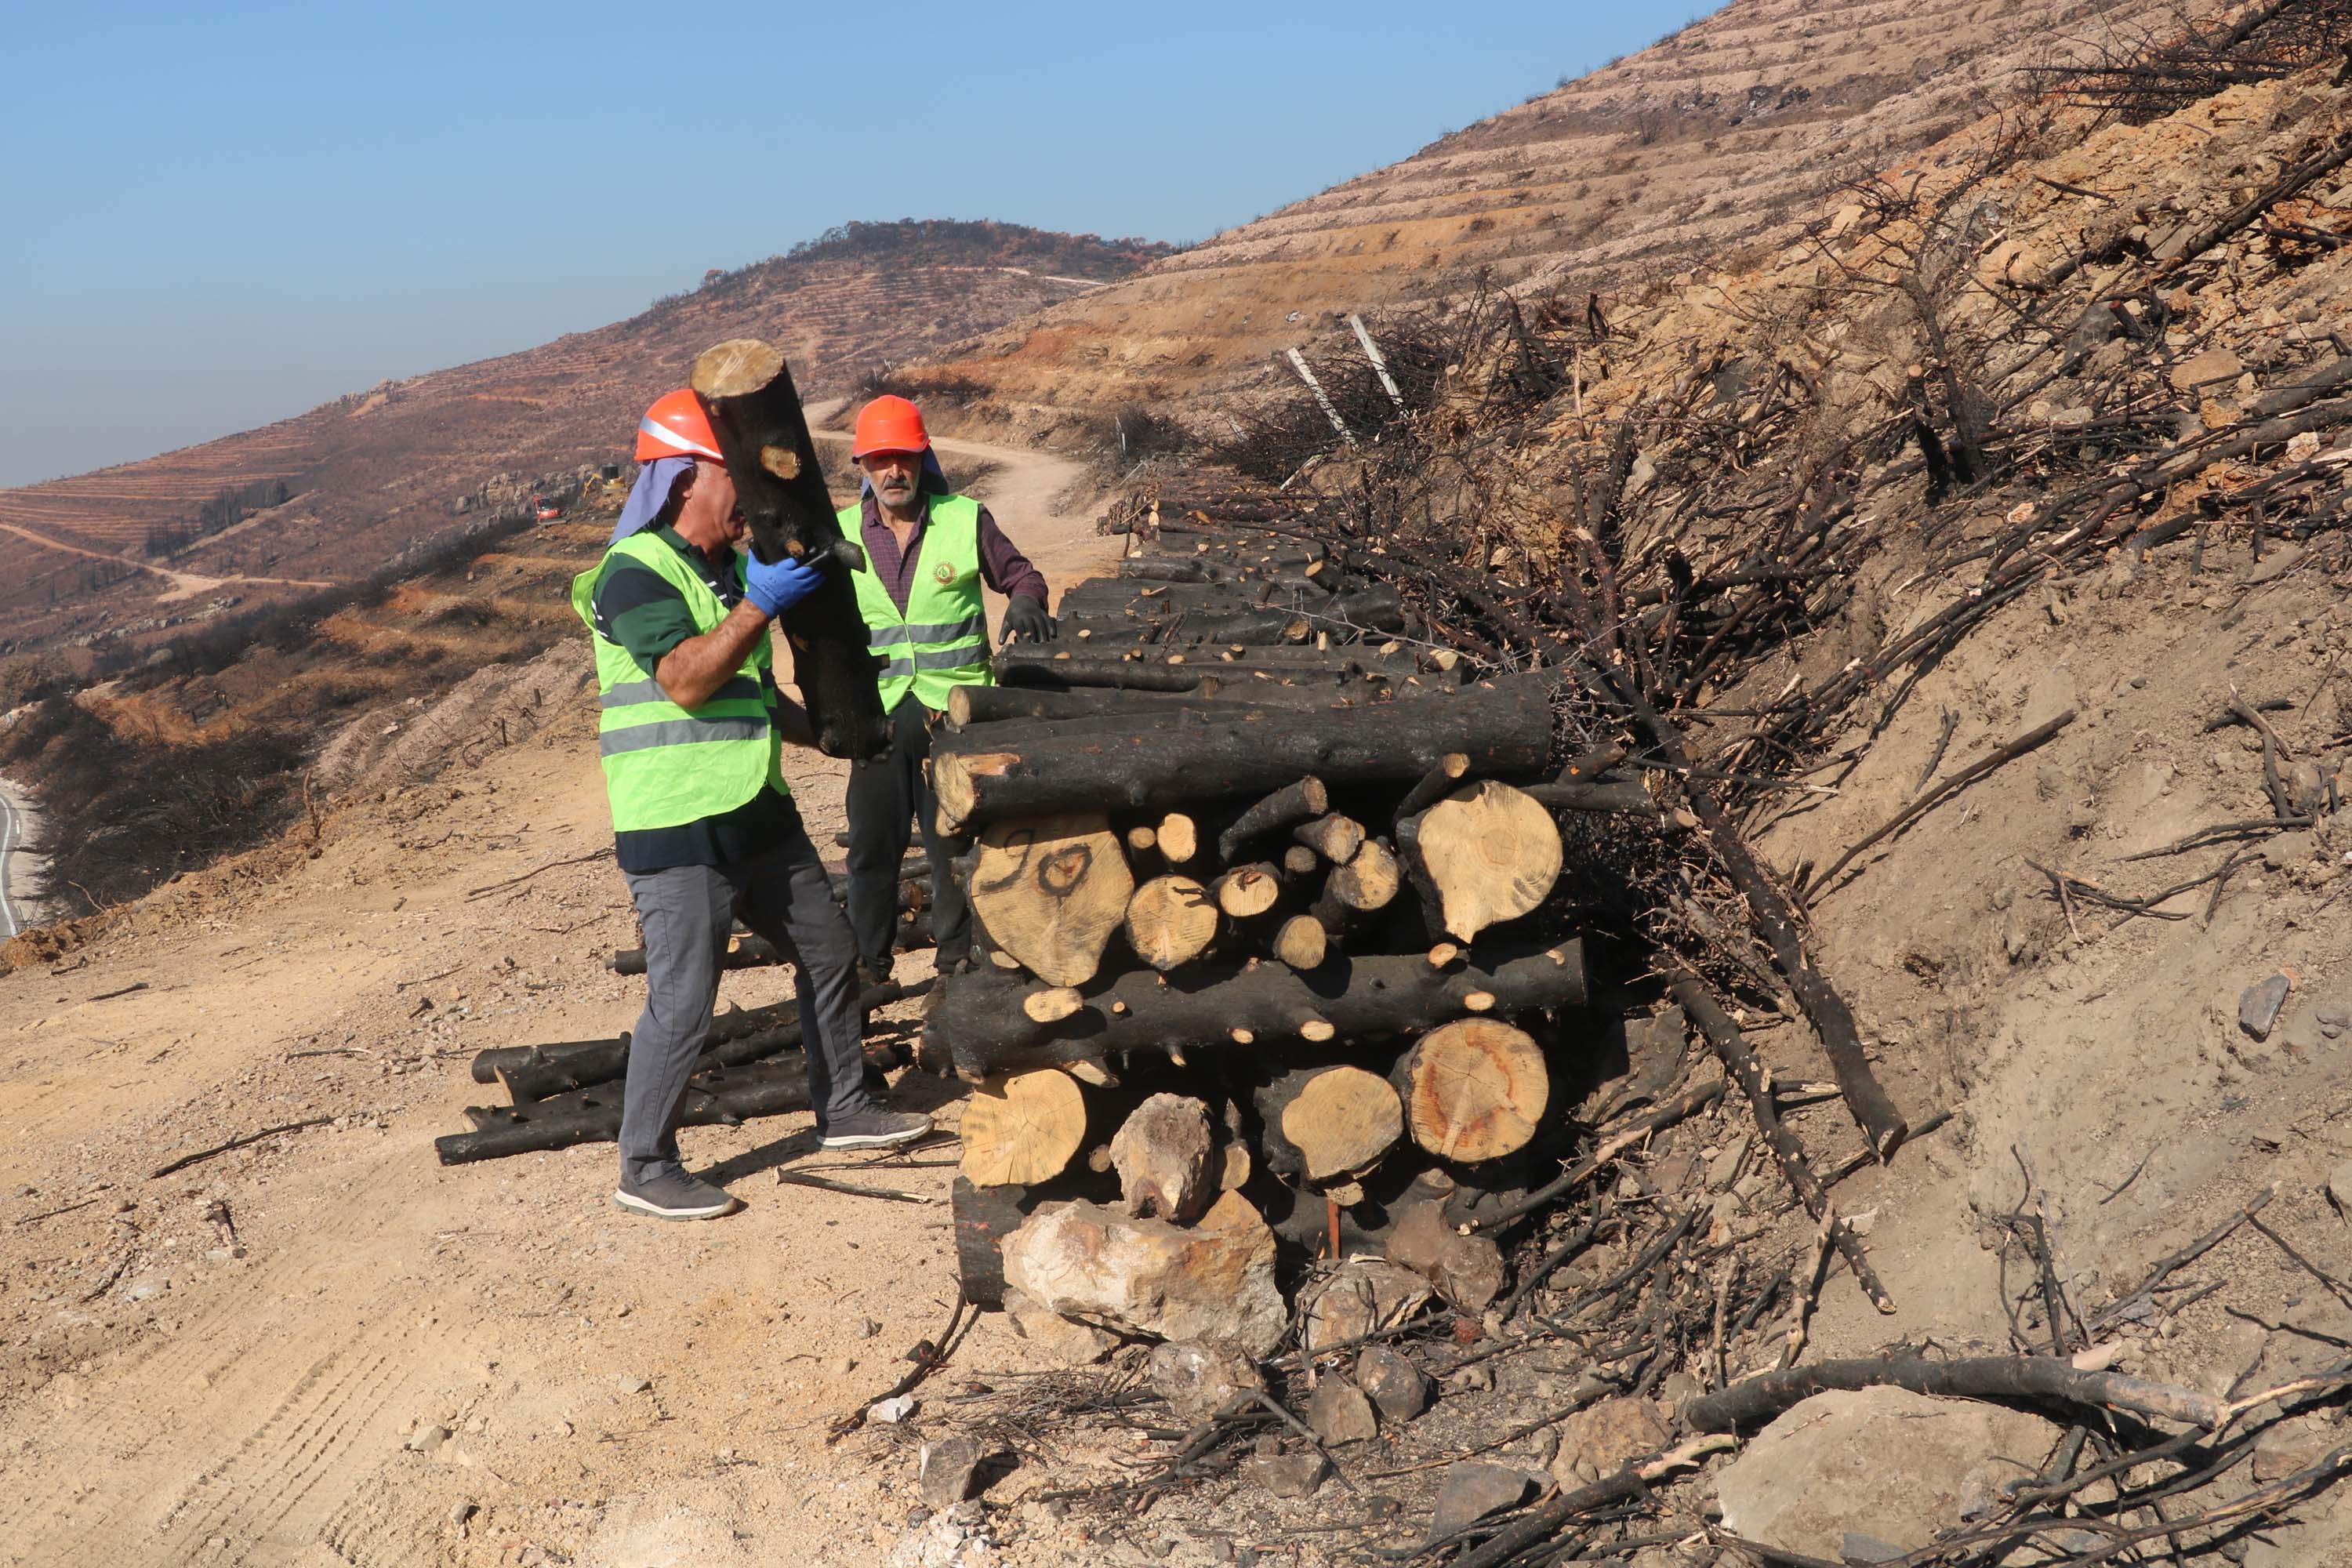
[0,220,1168,662]
[923,0,2225,438]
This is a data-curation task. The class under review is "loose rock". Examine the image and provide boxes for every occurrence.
[1714,1387,2060,1559]
[2241,975,2292,1041]
[1147,1339,1263,1423]
[868,1394,916,1424]
[1385,1201,1506,1312]
[1428,1463,1540,1543]
[1303,1258,1433,1352]
[1355,1345,1432,1422]
[1548,1397,1668,1487]
[1001,1191,1287,1356]
[918,1435,985,1507]
[1307,1375,1379,1446]
[1243,1449,1330,1501]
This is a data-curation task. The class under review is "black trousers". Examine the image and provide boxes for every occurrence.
[845,695,972,967]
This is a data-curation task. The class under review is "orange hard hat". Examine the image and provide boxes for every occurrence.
[635,388,722,462]
[852,395,930,459]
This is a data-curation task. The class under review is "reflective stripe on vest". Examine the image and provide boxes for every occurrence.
[571,530,788,835]
[841,494,993,712]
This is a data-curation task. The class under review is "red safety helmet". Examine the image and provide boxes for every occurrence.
[852,395,930,459]
[635,388,722,462]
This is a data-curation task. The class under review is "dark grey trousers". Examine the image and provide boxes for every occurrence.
[845,695,973,968]
[617,806,869,1184]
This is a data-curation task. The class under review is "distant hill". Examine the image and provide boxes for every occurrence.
[924,0,2219,436]
[0,220,1171,660]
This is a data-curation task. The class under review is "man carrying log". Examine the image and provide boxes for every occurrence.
[573,390,931,1221]
[840,394,1055,982]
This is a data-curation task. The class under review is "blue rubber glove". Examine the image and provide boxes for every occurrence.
[742,550,828,616]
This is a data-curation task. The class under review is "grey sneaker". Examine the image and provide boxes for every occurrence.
[613,1169,742,1221]
[818,1107,934,1149]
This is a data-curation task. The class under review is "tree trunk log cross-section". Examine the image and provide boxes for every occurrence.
[1213,862,1285,919]
[967,813,1134,987]
[1256,1066,1404,1181]
[928,940,1585,1078]
[688,339,885,760]
[1273,913,1329,971]
[1399,781,1563,943]
[1392,1018,1551,1164]
[1294,813,1365,866]
[959,1068,1088,1187]
[1126,876,1219,971]
[1308,837,1401,931]
[930,677,1552,833]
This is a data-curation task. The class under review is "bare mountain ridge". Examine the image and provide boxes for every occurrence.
[0,220,1170,659]
[924,0,2221,434]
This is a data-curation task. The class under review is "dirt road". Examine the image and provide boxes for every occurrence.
[0,441,1118,1568]
[0,520,335,602]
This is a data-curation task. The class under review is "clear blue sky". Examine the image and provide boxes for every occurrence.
[0,1,1676,489]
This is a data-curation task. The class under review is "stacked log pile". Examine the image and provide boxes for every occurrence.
[927,495,1601,1324]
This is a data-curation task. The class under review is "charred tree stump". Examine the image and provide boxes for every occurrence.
[689,339,885,759]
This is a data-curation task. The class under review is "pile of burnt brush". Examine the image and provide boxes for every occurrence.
[877,70,2352,1566]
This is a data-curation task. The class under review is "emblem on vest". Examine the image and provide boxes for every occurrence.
[933,562,956,584]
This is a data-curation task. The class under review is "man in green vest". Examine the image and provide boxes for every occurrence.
[574,389,931,1221]
[840,395,1054,982]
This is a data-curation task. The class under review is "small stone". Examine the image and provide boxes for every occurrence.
[1147,1339,1263,1423]
[2263,833,2314,871]
[1549,1397,1669,1486]
[1447,1363,1494,1393]
[2252,1415,2338,1482]
[822,1356,855,1377]
[918,1434,985,1506]
[125,1277,168,1304]
[2240,975,2292,1041]
[1243,1449,1330,1501]
[1355,1345,1431,1422]
[868,1394,916,1424]
[1303,1259,1432,1352]
[1428,1462,1539,1542]
[856,1317,880,1340]
[1708,1138,1751,1190]
[2328,1162,2352,1212]
[406,1423,450,1454]
[615,1375,651,1395]
[1306,1375,1379,1446]
[1657,1371,1700,1410]
[2318,1003,2350,1029]
[449,1500,477,1529]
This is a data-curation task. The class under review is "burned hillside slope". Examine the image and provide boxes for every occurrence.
[896,42,2352,1568]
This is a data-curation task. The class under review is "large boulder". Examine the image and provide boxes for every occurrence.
[1001,1190,1287,1356]
[1715,1387,2060,1558]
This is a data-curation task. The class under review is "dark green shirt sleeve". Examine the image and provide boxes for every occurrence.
[591,557,699,677]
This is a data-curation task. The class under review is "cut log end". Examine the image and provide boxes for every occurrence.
[1393,1018,1549,1164]
[690,337,787,400]
[1404,781,1563,942]
[1158,813,1200,864]
[1272,914,1330,971]
[969,813,1134,987]
[1264,1065,1403,1181]
[1022,986,1087,1024]
[960,1069,1087,1187]
[1214,864,1283,919]
[1126,875,1218,971]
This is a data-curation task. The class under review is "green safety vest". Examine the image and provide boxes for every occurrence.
[840,493,993,712]
[570,530,788,834]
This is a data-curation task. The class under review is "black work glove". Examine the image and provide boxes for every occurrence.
[1003,593,1058,644]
